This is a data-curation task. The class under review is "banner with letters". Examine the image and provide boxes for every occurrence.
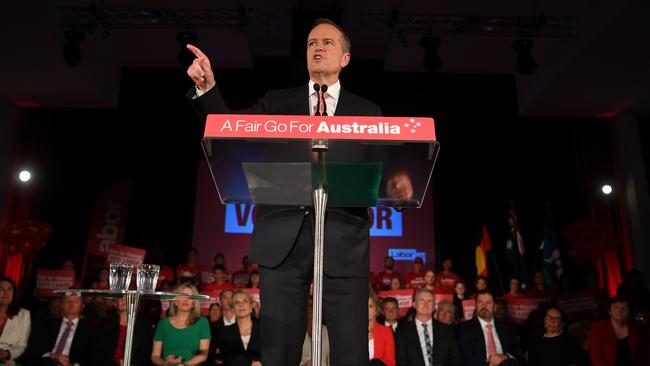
[106,244,145,266]
[504,297,539,325]
[36,269,75,297]
[378,289,414,316]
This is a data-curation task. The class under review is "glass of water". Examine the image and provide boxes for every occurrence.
[109,263,134,291]
[137,264,160,292]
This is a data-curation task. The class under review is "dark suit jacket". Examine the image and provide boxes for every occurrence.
[217,319,261,366]
[458,318,523,366]
[395,319,461,366]
[22,316,95,366]
[91,314,153,366]
[190,84,381,276]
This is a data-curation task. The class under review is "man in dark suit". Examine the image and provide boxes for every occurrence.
[458,290,523,366]
[186,18,380,366]
[22,294,95,366]
[395,288,461,366]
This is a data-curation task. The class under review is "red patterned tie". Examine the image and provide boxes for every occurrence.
[486,323,497,359]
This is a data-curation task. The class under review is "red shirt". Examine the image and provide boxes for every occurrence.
[404,272,426,289]
[114,324,127,363]
[435,272,460,294]
[375,271,404,290]
[202,281,235,293]
[176,263,203,283]
[232,269,252,288]
[502,292,526,302]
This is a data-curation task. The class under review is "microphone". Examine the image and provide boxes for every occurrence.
[313,83,321,116]
[320,84,328,116]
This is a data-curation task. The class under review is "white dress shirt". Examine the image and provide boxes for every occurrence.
[308,79,341,116]
[477,317,504,356]
[223,314,236,326]
[384,321,398,332]
[415,318,434,366]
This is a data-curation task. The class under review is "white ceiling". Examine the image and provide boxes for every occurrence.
[1,0,648,116]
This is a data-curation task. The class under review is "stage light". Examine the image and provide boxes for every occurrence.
[419,35,442,72]
[602,184,613,195]
[18,170,31,183]
[512,38,537,75]
[177,31,198,69]
[63,29,86,66]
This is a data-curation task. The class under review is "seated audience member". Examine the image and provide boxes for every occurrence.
[218,290,261,366]
[404,258,426,289]
[435,300,458,326]
[23,293,94,366]
[474,276,488,294]
[527,307,582,366]
[423,270,437,292]
[232,256,256,288]
[176,248,203,287]
[218,289,236,327]
[202,265,235,292]
[152,283,210,366]
[395,288,461,366]
[213,253,232,282]
[369,290,395,366]
[382,297,400,332]
[589,296,650,366]
[91,268,110,290]
[389,277,402,291]
[157,265,176,291]
[616,269,650,321]
[376,256,403,291]
[453,281,469,321]
[207,302,222,364]
[458,290,523,366]
[301,299,330,366]
[247,270,260,289]
[61,259,82,289]
[527,272,554,301]
[502,278,525,302]
[436,259,461,294]
[92,296,152,366]
[0,276,31,363]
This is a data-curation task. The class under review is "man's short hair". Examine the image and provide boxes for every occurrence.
[213,264,225,272]
[311,18,351,53]
[474,289,496,302]
[414,288,435,302]
[437,300,456,314]
[382,297,398,307]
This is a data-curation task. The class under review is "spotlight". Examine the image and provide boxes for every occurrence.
[419,35,442,72]
[63,29,85,66]
[18,170,31,183]
[177,31,198,68]
[601,184,613,195]
[512,38,537,75]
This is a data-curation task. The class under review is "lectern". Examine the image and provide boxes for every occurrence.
[202,114,438,365]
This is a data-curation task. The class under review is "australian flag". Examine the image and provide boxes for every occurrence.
[506,207,530,291]
[541,207,563,289]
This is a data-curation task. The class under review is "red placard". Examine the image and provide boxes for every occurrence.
[205,115,436,142]
[378,289,414,316]
[199,289,222,315]
[106,244,146,266]
[557,291,598,316]
[462,299,476,321]
[434,293,453,304]
[505,298,539,325]
[36,269,75,297]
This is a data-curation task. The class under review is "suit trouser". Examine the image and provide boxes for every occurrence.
[259,214,369,366]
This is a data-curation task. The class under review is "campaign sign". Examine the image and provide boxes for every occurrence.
[106,244,145,266]
[226,204,402,237]
[462,299,476,320]
[379,289,414,316]
[505,298,539,325]
[36,270,75,297]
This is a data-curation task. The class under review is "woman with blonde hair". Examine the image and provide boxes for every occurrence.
[218,290,261,366]
[152,283,211,366]
[369,290,395,366]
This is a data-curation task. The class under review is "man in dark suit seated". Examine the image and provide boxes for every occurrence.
[458,290,523,366]
[185,17,381,366]
[395,288,461,366]
[22,294,95,366]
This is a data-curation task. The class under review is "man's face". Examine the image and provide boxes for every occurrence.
[413,259,423,273]
[424,271,435,285]
[436,304,455,325]
[306,23,350,79]
[443,259,452,271]
[63,296,84,319]
[214,269,225,283]
[509,279,520,293]
[476,293,495,321]
[384,256,394,270]
[383,301,399,322]
[220,290,234,311]
[476,278,487,291]
[609,301,630,322]
[414,292,435,319]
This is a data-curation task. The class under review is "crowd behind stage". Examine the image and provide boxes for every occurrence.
[2,248,650,366]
